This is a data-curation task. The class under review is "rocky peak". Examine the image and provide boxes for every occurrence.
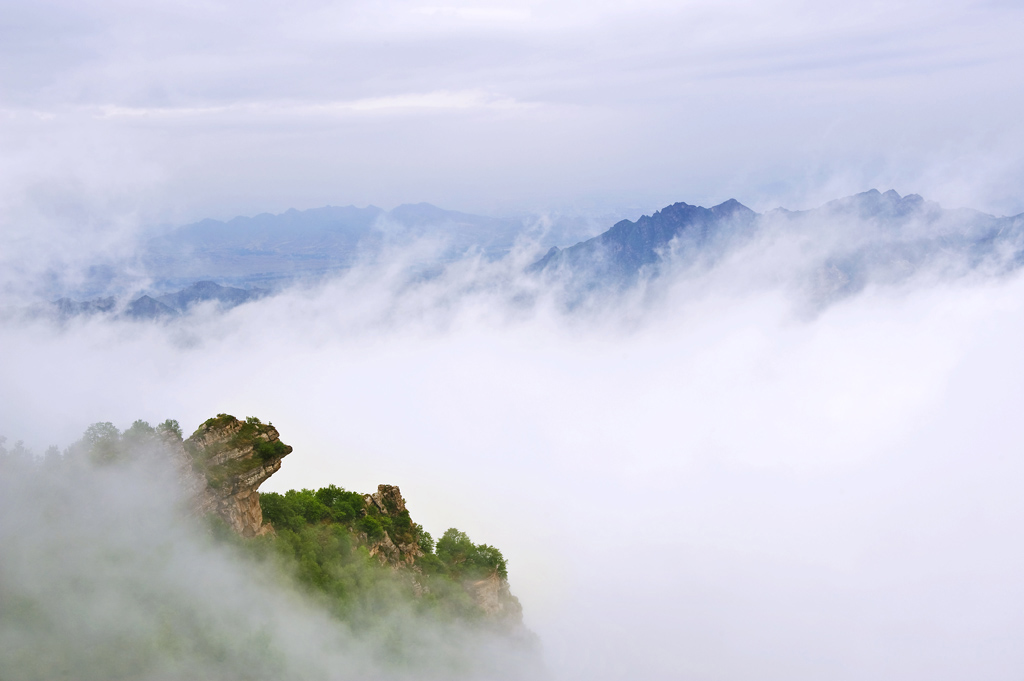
[173,417,522,624]
[365,484,407,515]
[182,414,292,537]
[363,484,423,566]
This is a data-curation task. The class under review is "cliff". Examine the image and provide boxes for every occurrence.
[173,414,522,625]
[467,571,523,621]
[179,414,292,537]
[363,484,423,566]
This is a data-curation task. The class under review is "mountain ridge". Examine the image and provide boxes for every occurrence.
[36,189,1024,317]
[529,189,1024,299]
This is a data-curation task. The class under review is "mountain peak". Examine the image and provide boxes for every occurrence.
[532,197,759,282]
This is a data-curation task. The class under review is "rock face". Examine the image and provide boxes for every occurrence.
[182,415,292,537]
[172,415,521,624]
[364,484,423,566]
[466,572,524,623]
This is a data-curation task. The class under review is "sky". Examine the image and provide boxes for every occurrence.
[5,1,1024,679]
[2,0,1024,235]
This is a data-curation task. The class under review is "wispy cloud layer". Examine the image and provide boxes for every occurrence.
[2,0,1023,222]
[4,238,1024,678]
[3,1,1024,677]
[93,90,529,119]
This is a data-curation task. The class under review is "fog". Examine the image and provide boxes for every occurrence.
[4,217,1024,678]
[4,0,1024,675]
[0,439,541,680]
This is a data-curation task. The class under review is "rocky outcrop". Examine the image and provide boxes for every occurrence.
[366,484,406,515]
[364,484,423,566]
[170,415,521,624]
[181,414,292,537]
[466,571,523,624]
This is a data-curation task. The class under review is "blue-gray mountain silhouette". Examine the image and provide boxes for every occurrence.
[144,203,540,286]
[44,189,1024,319]
[52,296,116,318]
[531,189,1024,302]
[124,295,178,320]
[52,281,265,321]
[531,198,757,282]
[155,281,267,312]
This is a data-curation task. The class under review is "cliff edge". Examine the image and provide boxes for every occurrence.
[172,414,521,625]
[180,414,292,537]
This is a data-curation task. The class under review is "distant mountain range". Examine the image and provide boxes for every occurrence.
[531,198,758,281]
[53,281,266,320]
[530,189,1024,301]
[47,189,1024,319]
[144,203,598,287]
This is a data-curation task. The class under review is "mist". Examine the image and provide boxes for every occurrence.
[5,0,1024,675]
[0,438,541,680]
[5,212,1024,678]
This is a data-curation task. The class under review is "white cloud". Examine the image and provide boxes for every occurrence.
[93,90,528,119]
[1,0,1022,216]
[3,1,1024,671]
[4,228,1024,677]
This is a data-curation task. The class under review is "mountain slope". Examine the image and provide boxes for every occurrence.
[532,198,758,283]
[155,281,266,312]
[531,189,1024,301]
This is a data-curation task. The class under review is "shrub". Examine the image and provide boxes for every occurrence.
[358,515,384,540]
[436,528,507,580]
[253,438,288,462]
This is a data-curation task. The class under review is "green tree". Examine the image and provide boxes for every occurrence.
[122,420,156,450]
[436,528,508,579]
[83,422,121,463]
[158,419,182,439]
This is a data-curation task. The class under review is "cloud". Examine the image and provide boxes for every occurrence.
[0,445,541,680]
[2,0,1023,217]
[93,91,529,120]
[4,216,1024,678]
[3,0,1024,675]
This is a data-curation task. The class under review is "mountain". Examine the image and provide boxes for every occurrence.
[155,280,267,312]
[42,190,1024,318]
[771,189,1024,300]
[1,416,536,679]
[48,281,266,321]
[531,189,1024,300]
[52,296,116,317]
[123,294,178,319]
[144,203,532,286]
[167,414,524,624]
[532,198,758,283]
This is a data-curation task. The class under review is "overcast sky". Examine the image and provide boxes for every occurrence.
[6,4,1024,676]
[2,0,1023,233]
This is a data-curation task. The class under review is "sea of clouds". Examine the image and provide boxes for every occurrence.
[4,0,1024,676]
[4,211,1024,679]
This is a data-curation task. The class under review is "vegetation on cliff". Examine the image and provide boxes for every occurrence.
[0,426,541,681]
[186,414,290,489]
[59,415,520,630]
[80,418,182,464]
[256,486,512,624]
